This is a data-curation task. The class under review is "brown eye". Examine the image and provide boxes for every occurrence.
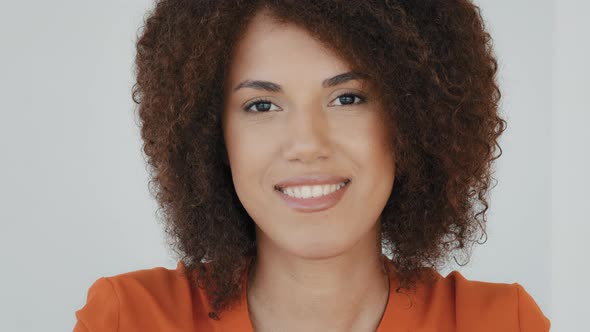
[330,93,367,106]
[243,99,280,113]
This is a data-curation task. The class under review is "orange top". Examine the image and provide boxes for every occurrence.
[73,255,550,331]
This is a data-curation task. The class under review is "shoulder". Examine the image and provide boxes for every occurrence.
[74,261,204,332]
[427,270,551,331]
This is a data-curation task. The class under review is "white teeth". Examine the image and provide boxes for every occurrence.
[302,186,311,197]
[312,185,323,197]
[280,182,347,199]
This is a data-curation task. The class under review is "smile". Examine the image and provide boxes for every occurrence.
[275,179,351,213]
[278,181,348,198]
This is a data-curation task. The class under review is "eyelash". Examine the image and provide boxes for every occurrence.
[242,93,368,113]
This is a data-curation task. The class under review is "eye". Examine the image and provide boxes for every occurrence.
[242,93,367,113]
[329,93,367,107]
[243,98,281,113]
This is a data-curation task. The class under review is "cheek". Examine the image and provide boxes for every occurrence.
[339,114,394,167]
[224,121,275,195]
[370,114,393,163]
[340,116,395,201]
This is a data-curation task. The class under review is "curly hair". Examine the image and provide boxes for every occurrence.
[131,0,505,317]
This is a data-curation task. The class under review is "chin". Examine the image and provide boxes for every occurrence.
[283,236,355,260]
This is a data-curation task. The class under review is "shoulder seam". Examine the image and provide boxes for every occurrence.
[77,317,90,332]
[514,283,522,332]
[103,277,121,332]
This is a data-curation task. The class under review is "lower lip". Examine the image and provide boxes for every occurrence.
[275,180,351,213]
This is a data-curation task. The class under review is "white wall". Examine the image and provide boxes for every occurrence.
[551,0,590,331]
[0,1,173,331]
[0,0,587,331]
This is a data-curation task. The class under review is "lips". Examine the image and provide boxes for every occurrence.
[274,174,351,190]
[274,180,351,213]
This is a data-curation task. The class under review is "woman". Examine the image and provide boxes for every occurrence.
[74,0,550,331]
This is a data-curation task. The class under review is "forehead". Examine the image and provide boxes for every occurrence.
[225,10,352,87]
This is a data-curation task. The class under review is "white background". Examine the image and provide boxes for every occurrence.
[0,0,587,331]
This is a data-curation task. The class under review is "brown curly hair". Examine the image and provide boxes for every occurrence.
[131,0,505,318]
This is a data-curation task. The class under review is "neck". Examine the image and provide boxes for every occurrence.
[246,229,390,331]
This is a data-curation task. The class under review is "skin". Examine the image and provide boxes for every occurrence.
[221,9,396,332]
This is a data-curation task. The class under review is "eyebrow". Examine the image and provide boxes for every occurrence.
[232,71,369,93]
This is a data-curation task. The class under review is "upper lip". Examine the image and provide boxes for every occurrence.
[274,174,351,190]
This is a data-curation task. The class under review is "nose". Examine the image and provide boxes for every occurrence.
[281,105,331,164]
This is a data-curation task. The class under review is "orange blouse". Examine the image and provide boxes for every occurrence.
[73,255,550,331]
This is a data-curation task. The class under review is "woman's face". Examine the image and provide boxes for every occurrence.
[222,11,395,259]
